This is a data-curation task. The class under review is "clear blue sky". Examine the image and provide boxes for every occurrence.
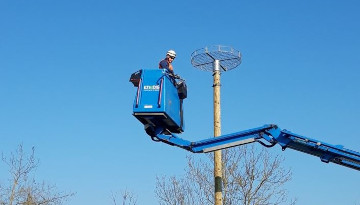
[1,0,360,204]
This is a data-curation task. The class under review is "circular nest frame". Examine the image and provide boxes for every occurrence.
[190,45,242,72]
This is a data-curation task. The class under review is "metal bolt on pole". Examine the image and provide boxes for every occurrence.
[191,45,242,205]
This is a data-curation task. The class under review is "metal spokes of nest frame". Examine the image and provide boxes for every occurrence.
[190,45,242,72]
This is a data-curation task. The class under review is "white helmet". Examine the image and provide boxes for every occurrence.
[166,50,176,58]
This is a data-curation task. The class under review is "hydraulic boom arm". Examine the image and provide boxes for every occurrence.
[145,124,360,171]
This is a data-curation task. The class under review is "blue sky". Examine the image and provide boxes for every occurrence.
[1,0,360,204]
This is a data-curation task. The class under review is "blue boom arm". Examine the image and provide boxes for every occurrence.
[130,69,360,171]
[146,124,360,171]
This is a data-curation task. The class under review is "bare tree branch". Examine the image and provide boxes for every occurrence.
[111,190,137,205]
[0,144,74,205]
[155,145,295,205]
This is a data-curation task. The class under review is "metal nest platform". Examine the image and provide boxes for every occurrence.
[190,45,242,72]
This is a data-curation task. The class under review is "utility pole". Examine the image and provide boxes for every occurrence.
[213,59,222,204]
[191,46,242,205]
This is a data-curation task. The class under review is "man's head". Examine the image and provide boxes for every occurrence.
[166,50,176,62]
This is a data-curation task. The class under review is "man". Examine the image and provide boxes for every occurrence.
[158,49,185,131]
[159,50,176,73]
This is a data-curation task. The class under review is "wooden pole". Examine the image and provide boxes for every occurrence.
[213,60,222,205]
